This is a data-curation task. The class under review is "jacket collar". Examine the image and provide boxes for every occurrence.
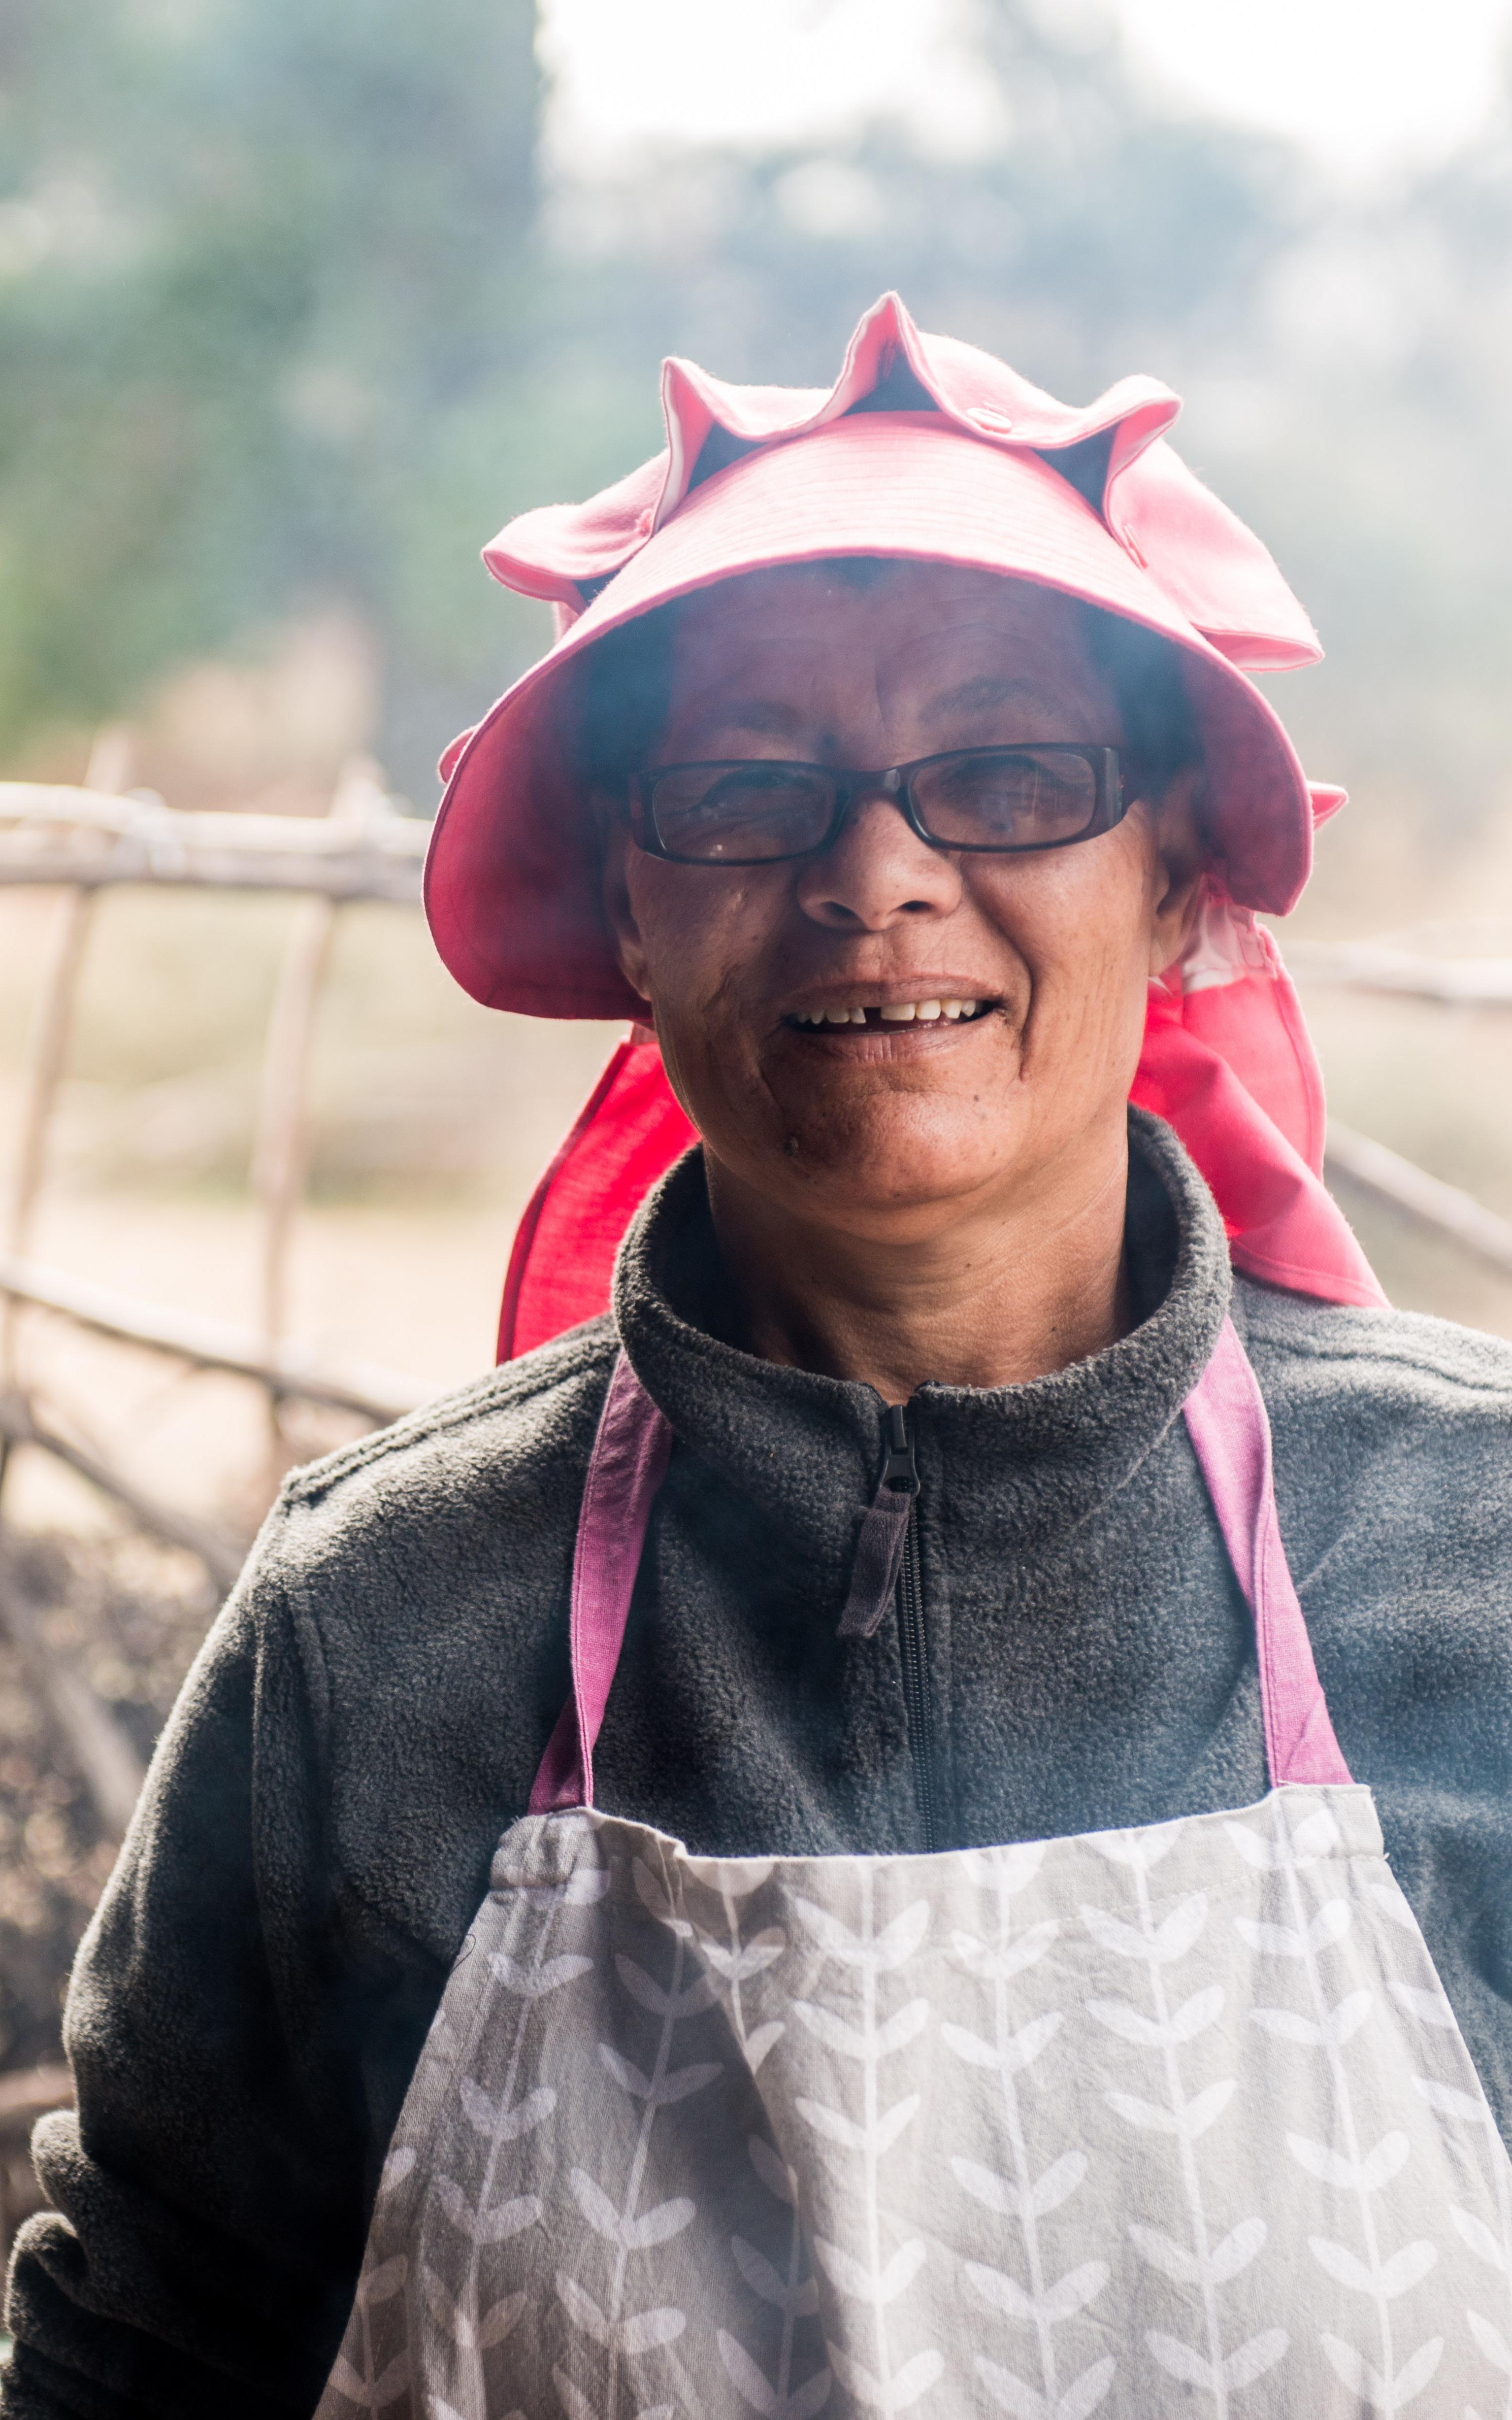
[613,1108,1232,1596]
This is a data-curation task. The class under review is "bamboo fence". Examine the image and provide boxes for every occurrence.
[0,756,435,1856]
[0,751,442,2245]
[0,755,1508,2208]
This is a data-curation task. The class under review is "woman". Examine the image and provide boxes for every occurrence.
[5,295,1512,2420]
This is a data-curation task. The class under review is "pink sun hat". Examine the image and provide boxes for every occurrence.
[423,292,1384,1338]
[426,291,1339,1021]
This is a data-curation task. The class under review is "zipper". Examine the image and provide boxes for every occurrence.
[886,1406,938,1853]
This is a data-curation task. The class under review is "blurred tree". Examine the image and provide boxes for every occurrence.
[549,0,1301,400]
[1,0,1509,846]
[0,0,1312,798]
[1183,56,1512,845]
[0,0,540,790]
[541,1,1512,844]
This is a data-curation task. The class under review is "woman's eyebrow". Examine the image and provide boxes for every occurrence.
[687,697,807,738]
[927,672,1048,718]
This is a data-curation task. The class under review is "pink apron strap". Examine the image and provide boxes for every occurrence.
[528,1315,1352,1815]
[1182,1315,1352,1787]
[527,1353,672,1813]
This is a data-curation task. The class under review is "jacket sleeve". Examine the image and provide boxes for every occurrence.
[0,1525,369,2419]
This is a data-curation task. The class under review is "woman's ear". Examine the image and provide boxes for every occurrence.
[1147,765,1208,977]
[599,809,654,1007]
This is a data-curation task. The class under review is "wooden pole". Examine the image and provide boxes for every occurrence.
[0,732,130,1524]
[3,892,94,1269]
[1,733,129,1351]
[249,766,387,1479]
[252,893,337,1364]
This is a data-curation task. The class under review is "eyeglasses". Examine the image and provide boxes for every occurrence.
[628,746,1127,865]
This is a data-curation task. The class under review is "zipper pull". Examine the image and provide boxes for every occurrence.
[881,1403,920,1495]
[837,1405,920,1643]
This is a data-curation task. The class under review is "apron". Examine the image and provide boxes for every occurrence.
[317,1319,1512,2420]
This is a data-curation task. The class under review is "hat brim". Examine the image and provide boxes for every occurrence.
[427,413,1313,1018]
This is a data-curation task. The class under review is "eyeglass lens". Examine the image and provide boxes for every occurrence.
[647,751,1101,862]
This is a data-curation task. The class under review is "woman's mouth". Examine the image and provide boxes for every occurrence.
[785,997,992,1030]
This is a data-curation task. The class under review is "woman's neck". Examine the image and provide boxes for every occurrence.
[703,1131,1134,1401]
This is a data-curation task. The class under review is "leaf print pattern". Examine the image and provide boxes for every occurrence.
[316,1856,608,2420]
[326,2256,412,2414]
[315,1787,1512,2418]
[791,1866,943,2413]
[944,1840,1114,2420]
[553,1856,722,2420]
[1382,1889,1512,2420]
[1229,1793,1444,2412]
[1086,1820,1283,2412]
[324,2348,413,2414]
[695,1857,788,2078]
[423,1912,568,2412]
[717,2138,831,2420]
[432,1871,611,2415]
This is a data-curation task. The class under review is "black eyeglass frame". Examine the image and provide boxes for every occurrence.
[626,744,1129,866]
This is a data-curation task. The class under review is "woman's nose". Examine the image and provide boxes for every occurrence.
[793,792,963,930]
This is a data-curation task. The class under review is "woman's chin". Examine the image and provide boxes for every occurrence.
[756,1111,1034,1231]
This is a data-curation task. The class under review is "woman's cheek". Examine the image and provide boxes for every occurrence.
[1018,902,1153,1101]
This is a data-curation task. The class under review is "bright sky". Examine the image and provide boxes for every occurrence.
[539,0,1512,183]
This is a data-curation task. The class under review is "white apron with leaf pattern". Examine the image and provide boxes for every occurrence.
[315,1321,1512,2420]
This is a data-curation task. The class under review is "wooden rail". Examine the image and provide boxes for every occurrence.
[0,773,426,903]
[1325,1121,1512,1281]
[1285,939,1512,1008]
[0,1392,248,1589]
[1286,930,1512,1276]
[0,1252,436,1425]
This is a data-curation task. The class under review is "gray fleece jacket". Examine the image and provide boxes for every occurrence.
[3,1111,1512,2420]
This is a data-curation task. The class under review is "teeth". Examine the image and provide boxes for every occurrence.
[795,998,986,1028]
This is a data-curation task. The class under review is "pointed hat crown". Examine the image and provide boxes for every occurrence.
[482,292,1318,673]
